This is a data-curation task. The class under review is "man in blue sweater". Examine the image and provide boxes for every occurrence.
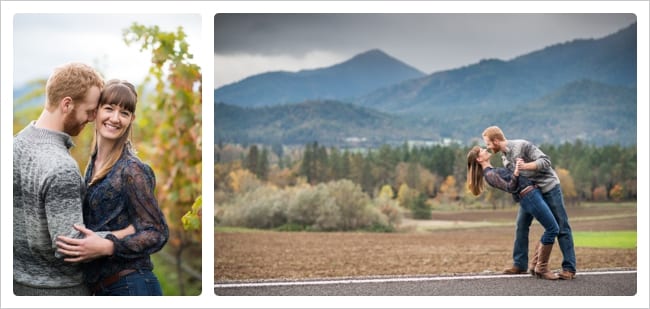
[482,126,577,280]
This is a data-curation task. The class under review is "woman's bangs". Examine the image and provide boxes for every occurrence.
[101,84,136,113]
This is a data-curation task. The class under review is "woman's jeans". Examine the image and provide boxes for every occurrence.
[519,188,559,244]
[512,185,577,272]
[93,269,163,296]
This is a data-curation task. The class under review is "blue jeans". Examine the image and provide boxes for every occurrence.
[519,188,559,245]
[512,185,576,272]
[93,269,163,296]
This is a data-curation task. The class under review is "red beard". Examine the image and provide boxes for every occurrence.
[62,112,86,136]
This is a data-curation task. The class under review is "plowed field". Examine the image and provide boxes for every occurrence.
[215,204,637,281]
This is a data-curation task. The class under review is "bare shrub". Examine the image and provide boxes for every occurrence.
[219,186,288,229]
[218,180,398,231]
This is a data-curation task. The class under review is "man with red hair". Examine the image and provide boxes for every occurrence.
[482,125,576,280]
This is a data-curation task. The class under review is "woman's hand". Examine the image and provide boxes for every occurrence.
[56,225,114,263]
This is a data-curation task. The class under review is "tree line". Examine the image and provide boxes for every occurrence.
[215,140,636,211]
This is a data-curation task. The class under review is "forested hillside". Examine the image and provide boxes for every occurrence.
[215,23,637,147]
[215,77,636,146]
[215,100,426,146]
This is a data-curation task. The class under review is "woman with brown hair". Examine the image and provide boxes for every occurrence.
[57,79,169,295]
[467,146,559,280]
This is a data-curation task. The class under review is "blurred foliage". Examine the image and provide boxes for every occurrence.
[541,141,637,203]
[407,193,431,220]
[182,196,202,231]
[123,22,202,296]
[13,80,45,132]
[151,249,201,296]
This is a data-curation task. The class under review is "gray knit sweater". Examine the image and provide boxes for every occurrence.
[13,122,88,293]
[500,139,560,193]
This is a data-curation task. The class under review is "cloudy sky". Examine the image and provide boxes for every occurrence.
[13,14,201,88]
[214,13,636,88]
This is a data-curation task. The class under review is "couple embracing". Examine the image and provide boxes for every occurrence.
[13,63,169,296]
[467,126,577,280]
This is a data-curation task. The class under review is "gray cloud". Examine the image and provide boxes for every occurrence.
[215,13,367,55]
[214,13,636,76]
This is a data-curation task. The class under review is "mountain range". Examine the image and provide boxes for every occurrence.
[214,49,425,107]
[215,22,637,147]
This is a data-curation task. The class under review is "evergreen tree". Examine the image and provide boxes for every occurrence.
[300,142,313,183]
[341,150,351,180]
[410,193,431,220]
[246,145,259,175]
[329,147,344,180]
[258,147,270,181]
[316,144,329,183]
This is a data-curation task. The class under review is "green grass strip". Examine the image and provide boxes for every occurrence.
[215,226,261,233]
[573,231,636,249]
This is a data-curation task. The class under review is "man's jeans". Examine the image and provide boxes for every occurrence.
[512,185,577,272]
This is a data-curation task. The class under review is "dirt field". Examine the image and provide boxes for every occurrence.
[215,204,637,281]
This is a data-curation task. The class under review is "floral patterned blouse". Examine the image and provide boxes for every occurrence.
[82,148,169,285]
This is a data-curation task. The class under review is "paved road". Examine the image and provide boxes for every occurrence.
[215,270,637,296]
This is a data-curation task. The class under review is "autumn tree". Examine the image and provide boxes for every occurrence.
[123,23,201,295]
[229,168,262,194]
[609,184,624,201]
[397,183,414,208]
[593,186,608,201]
[394,162,437,197]
[438,175,458,202]
[267,166,297,188]
[556,167,578,205]
[378,185,395,199]
[396,183,430,219]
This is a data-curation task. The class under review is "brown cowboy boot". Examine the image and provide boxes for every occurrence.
[534,242,559,280]
[503,265,527,274]
[528,241,542,276]
[558,269,576,280]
